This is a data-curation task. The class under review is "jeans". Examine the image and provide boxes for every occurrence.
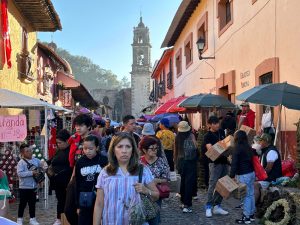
[180,160,197,207]
[78,207,93,225]
[237,172,255,217]
[206,163,228,207]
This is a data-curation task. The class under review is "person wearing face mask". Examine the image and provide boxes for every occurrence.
[254,133,282,203]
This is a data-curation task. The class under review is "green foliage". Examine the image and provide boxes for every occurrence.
[52,45,128,90]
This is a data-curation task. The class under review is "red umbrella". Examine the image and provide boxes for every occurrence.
[155,96,194,114]
[155,98,177,115]
[166,96,197,113]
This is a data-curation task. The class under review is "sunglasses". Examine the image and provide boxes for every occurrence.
[148,147,158,151]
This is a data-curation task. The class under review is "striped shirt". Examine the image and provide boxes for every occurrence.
[96,166,154,225]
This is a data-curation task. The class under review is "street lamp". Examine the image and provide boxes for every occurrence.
[196,37,215,60]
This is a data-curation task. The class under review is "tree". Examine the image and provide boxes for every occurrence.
[120,76,131,88]
[50,44,121,90]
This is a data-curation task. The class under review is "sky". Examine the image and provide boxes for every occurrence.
[38,0,181,80]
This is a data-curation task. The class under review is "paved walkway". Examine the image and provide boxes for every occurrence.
[6,189,260,225]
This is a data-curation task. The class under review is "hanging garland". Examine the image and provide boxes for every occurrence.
[263,199,290,225]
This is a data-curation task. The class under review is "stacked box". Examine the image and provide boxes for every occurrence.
[215,175,239,199]
[240,125,256,144]
[232,183,247,199]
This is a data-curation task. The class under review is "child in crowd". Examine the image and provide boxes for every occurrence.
[75,135,107,225]
[68,114,93,168]
[16,144,44,225]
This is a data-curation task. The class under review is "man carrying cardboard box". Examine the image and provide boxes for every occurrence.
[201,116,229,218]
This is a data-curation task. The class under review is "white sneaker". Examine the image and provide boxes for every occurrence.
[213,205,229,215]
[17,218,23,225]
[206,208,212,218]
[29,218,40,225]
[53,219,61,225]
[182,207,192,213]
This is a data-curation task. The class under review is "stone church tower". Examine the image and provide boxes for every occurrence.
[131,17,151,117]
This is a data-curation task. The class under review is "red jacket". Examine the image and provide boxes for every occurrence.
[238,109,255,129]
[68,133,82,167]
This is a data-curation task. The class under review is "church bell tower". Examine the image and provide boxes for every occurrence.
[130,16,152,117]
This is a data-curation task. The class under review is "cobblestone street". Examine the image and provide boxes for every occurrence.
[6,189,260,225]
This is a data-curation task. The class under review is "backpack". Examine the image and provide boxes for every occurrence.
[183,135,198,160]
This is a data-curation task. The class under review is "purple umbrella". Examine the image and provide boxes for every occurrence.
[79,107,90,114]
[164,115,181,125]
[92,113,102,121]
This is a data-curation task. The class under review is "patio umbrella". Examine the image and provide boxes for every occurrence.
[179,93,236,109]
[236,82,300,144]
[154,96,187,115]
[164,114,181,125]
[150,113,175,122]
[236,82,300,110]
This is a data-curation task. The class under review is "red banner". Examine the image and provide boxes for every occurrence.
[1,0,12,68]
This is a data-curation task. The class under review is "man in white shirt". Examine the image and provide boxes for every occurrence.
[254,133,282,202]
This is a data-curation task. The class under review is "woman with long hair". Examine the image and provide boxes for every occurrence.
[230,130,255,224]
[93,133,159,225]
[174,121,198,213]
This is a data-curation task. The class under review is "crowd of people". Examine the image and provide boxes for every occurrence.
[0,101,284,225]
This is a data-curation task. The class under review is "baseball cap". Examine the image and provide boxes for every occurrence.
[258,133,272,144]
[241,102,250,107]
[159,118,170,128]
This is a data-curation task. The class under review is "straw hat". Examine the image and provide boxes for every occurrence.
[177,121,191,132]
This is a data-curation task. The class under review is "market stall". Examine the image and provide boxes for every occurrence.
[0,89,71,208]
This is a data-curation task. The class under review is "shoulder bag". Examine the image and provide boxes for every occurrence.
[156,182,170,199]
[23,158,45,184]
[138,165,160,220]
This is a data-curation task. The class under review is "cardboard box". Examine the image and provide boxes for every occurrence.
[233,183,247,199]
[205,136,234,161]
[240,125,256,144]
[205,142,227,161]
[222,135,235,156]
[215,175,239,199]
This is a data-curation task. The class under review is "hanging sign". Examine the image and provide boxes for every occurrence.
[0,115,27,142]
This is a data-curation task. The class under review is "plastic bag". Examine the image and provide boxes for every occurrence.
[129,193,145,225]
[281,159,297,177]
[252,156,268,181]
